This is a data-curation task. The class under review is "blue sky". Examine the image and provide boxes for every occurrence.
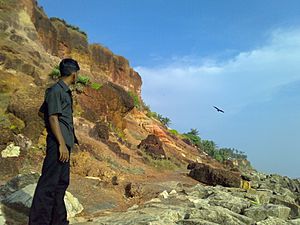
[39,0,300,178]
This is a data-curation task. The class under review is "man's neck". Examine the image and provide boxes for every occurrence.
[61,78,71,86]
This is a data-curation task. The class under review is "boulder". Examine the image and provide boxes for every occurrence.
[0,173,83,219]
[138,134,166,159]
[0,204,5,225]
[88,121,109,141]
[1,143,20,158]
[107,141,130,163]
[0,173,40,201]
[207,191,251,214]
[270,196,300,219]
[2,183,83,218]
[243,204,291,222]
[256,217,293,225]
[187,162,241,187]
[13,133,32,151]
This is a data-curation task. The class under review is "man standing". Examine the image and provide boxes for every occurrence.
[29,58,80,225]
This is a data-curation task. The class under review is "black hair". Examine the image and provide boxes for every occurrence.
[59,58,80,77]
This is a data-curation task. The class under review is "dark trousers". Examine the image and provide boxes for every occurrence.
[28,135,71,225]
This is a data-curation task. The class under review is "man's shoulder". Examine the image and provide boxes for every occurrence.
[44,82,63,102]
[46,82,62,94]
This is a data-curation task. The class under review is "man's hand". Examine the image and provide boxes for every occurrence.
[58,143,69,163]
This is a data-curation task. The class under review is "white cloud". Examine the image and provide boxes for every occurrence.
[134,28,300,178]
[135,28,300,115]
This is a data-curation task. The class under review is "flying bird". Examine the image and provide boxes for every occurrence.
[213,106,224,113]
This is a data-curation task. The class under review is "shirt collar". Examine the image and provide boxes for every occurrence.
[58,79,71,93]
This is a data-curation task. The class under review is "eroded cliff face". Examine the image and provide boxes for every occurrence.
[1,0,142,94]
[0,0,143,141]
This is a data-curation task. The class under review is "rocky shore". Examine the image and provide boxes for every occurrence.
[1,171,300,225]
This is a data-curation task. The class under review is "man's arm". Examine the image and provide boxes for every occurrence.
[49,114,66,146]
[46,88,69,162]
[38,101,46,119]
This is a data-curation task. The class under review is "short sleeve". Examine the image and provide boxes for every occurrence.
[45,88,62,116]
[38,101,46,113]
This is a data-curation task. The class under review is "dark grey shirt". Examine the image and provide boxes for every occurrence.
[39,79,79,149]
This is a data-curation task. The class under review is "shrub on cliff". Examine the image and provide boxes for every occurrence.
[140,99,151,112]
[139,150,180,171]
[128,91,140,108]
[169,129,179,135]
[146,111,171,127]
[77,75,90,85]
[91,82,102,90]
[49,65,60,79]
[182,128,202,148]
[50,17,87,37]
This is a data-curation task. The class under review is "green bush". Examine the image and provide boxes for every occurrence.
[91,82,102,90]
[50,17,87,37]
[160,116,171,127]
[128,91,140,108]
[169,129,179,135]
[49,65,60,79]
[140,99,151,112]
[146,111,157,118]
[140,151,179,171]
[182,128,202,148]
[201,140,217,157]
[77,75,90,85]
[146,111,171,127]
[108,122,126,140]
[104,156,145,174]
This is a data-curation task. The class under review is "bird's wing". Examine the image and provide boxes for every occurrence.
[213,106,225,113]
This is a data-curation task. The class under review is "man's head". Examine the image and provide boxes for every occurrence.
[59,58,80,85]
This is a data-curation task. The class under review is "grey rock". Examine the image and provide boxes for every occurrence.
[0,172,40,201]
[290,218,300,225]
[256,216,293,225]
[176,218,219,225]
[3,183,83,218]
[0,204,6,225]
[244,204,291,222]
[270,196,300,219]
[207,191,251,213]
[1,143,20,158]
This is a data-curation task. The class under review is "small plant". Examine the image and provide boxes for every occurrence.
[49,65,60,79]
[146,111,171,127]
[160,117,171,127]
[77,75,90,85]
[50,17,87,37]
[91,82,102,90]
[140,99,151,112]
[108,122,126,140]
[139,150,179,171]
[146,111,157,118]
[128,91,140,108]
[104,156,145,174]
[169,129,179,136]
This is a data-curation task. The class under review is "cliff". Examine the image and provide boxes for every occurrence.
[0,0,141,94]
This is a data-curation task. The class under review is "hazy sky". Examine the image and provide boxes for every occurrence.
[38,0,300,178]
